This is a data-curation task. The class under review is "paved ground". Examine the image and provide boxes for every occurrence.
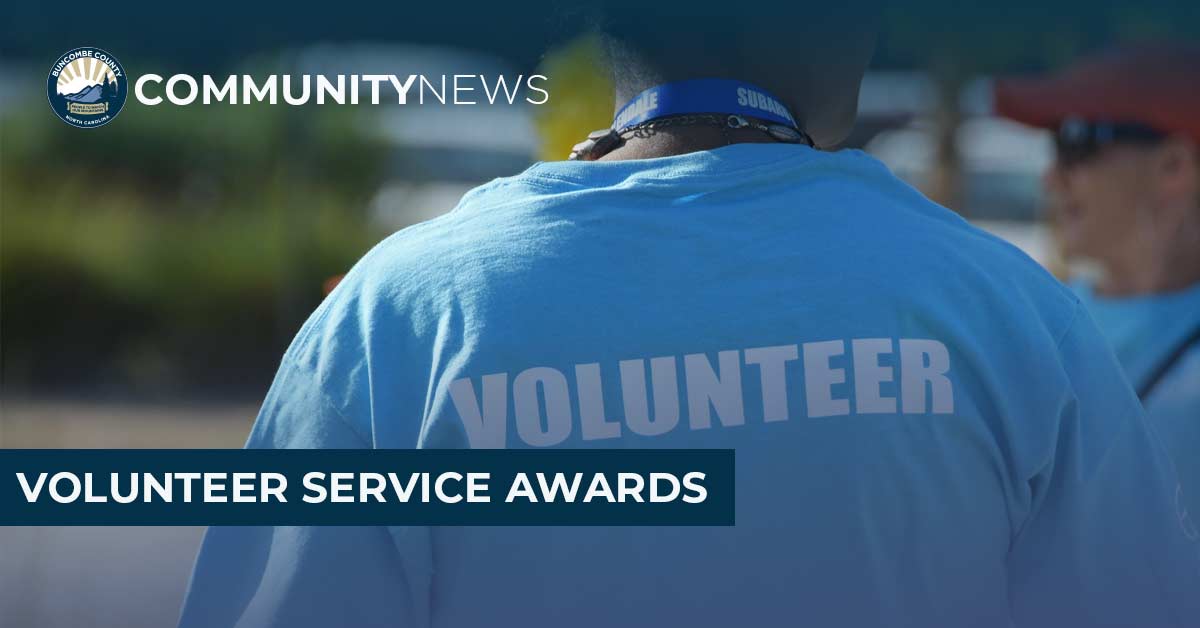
[0,400,255,628]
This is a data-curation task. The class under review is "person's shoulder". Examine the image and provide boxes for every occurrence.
[825,149,1083,332]
[348,167,535,253]
[287,170,558,347]
[373,166,569,255]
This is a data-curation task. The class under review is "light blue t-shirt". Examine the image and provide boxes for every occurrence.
[179,145,1200,628]
[1074,280,1200,537]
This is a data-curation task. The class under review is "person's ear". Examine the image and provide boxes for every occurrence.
[1151,137,1200,214]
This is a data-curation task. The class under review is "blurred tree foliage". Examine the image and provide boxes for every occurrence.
[1,92,390,397]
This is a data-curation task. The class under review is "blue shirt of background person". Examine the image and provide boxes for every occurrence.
[1077,281,1200,521]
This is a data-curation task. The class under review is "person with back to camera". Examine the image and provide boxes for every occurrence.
[179,4,1200,627]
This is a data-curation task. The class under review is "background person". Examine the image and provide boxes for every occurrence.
[996,43,1200,525]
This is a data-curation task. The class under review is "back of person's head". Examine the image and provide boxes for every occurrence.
[590,1,882,147]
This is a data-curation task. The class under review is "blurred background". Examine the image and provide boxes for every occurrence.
[2,2,1198,627]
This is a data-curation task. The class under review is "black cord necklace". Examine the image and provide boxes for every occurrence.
[568,113,816,161]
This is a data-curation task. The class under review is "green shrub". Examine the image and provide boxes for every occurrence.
[1,99,389,396]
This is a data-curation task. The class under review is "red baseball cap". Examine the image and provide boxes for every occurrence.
[994,43,1200,144]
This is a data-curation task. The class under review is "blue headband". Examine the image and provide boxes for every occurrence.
[612,79,800,133]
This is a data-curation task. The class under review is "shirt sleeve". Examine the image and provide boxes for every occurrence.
[1006,307,1200,627]
[176,357,431,628]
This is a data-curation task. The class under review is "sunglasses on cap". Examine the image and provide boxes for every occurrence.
[1054,117,1168,167]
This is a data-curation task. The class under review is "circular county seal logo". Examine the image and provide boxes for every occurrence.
[47,47,127,128]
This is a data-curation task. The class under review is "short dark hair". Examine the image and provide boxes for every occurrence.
[593,1,882,145]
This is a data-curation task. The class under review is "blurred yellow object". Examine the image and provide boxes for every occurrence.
[534,35,614,161]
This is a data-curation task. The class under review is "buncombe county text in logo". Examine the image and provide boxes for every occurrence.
[47,47,127,129]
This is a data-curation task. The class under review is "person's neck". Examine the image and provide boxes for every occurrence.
[596,126,791,161]
[1096,222,1200,296]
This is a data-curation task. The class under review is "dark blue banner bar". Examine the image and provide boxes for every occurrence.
[0,449,734,526]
